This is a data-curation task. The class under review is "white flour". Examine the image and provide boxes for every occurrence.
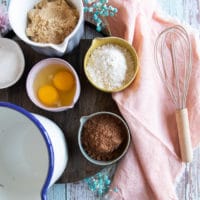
[0,48,19,84]
[0,38,24,88]
[86,44,134,90]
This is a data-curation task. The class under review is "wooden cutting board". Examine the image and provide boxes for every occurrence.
[0,38,121,183]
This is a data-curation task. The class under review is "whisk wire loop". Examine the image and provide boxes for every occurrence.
[154,25,192,109]
[154,29,178,107]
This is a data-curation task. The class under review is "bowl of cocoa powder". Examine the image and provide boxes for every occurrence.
[78,111,130,166]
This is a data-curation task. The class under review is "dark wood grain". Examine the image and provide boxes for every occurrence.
[0,38,121,183]
[46,0,200,199]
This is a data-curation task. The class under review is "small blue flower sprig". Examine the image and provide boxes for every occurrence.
[84,171,111,196]
[84,0,118,33]
[84,172,121,198]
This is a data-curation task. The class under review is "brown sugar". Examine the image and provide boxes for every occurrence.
[81,114,127,161]
[26,0,79,44]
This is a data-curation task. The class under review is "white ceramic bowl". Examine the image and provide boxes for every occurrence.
[0,102,68,200]
[8,0,84,56]
[26,58,81,112]
[78,111,131,166]
[0,38,25,89]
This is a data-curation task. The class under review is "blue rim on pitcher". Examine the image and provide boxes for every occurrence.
[0,101,54,200]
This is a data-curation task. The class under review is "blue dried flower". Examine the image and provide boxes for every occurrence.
[84,171,112,196]
[84,0,118,33]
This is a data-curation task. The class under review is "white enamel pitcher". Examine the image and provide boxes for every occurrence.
[0,102,68,200]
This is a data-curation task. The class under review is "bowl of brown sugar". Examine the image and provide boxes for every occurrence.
[8,0,84,56]
[78,111,131,166]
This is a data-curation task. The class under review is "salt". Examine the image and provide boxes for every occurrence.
[86,44,134,90]
[0,49,19,84]
[0,38,24,88]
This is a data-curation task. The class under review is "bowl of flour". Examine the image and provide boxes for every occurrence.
[84,37,138,92]
[0,38,25,89]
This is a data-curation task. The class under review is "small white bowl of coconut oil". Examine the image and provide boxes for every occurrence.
[0,38,25,89]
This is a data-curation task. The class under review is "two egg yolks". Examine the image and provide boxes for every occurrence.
[38,70,74,106]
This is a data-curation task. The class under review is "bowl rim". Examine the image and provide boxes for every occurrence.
[78,111,131,166]
[0,101,54,199]
[84,36,139,93]
[8,0,84,53]
[0,38,25,89]
[26,57,81,112]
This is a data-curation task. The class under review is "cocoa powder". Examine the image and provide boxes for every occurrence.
[81,114,127,161]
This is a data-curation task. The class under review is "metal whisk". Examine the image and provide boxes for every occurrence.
[154,25,193,162]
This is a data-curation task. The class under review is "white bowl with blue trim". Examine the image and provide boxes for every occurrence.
[0,102,68,200]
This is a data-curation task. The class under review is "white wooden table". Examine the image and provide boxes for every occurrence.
[48,0,200,199]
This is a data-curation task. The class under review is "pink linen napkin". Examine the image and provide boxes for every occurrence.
[100,0,200,199]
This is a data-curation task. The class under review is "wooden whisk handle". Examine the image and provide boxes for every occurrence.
[175,108,193,162]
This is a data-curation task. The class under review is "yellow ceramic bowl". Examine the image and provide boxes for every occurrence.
[84,37,139,92]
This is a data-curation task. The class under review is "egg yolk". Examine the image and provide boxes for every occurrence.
[53,70,74,91]
[38,85,59,106]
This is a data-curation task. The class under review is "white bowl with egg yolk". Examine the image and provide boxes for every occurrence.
[26,58,81,112]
